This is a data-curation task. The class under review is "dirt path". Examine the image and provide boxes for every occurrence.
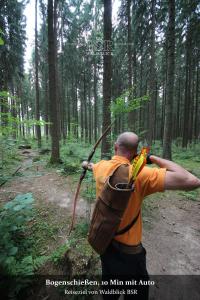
[0,149,88,216]
[1,149,200,275]
[143,193,200,275]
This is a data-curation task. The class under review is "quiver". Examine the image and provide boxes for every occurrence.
[87,164,134,255]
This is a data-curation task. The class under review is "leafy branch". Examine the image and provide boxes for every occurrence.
[110,88,149,117]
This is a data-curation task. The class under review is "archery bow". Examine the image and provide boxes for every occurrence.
[68,122,114,234]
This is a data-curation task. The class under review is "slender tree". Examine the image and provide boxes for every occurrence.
[101,0,112,159]
[163,0,175,159]
[35,0,42,148]
[47,0,60,163]
[148,0,156,144]
[127,0,133,129]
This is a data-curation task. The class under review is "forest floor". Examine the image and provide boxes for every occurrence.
[1,148,200,277]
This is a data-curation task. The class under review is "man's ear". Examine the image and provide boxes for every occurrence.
[114,143,118,152]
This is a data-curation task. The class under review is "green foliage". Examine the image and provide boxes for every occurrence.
[0,37,4,45]
[61,141,101,163]
[110,89,149,116]
[0,113,48,136]
[73,221,89,238]
[150,141,163,156]
[0,91,9,98]
[172,143,200,161]
[81,171,96,203]
[50,242,70,264]
[62,161,80,175]
[0,29,4,45]
[0,193,48,276]
[60,141,101,176]
[69,221,90,245]
[68,220,95,260]
[0,90,49,168]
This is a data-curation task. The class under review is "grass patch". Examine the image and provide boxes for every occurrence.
[178,190,199,201]
[30,202,68,257]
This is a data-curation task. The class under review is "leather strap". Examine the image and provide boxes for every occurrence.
[115,210,140,236]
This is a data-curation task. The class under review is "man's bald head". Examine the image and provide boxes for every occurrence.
[115,132,139,161]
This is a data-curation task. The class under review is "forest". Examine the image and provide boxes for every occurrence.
[0,0,200,299]
[0,0,199,160]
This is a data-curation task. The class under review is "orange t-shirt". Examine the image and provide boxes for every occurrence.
[93,155,166,246]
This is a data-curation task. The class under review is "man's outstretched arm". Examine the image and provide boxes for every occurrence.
[150,155,200,191]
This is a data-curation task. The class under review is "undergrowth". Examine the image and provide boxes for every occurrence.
[0,193,49,277]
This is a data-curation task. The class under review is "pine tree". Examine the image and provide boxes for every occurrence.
[48,0,60,163]
[163,0,175,159]
[101,0,112,159]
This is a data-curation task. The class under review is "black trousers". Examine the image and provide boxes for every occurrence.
[100,244,149,300]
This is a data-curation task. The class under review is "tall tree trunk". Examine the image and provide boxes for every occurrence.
[35,0,42,148]
[74,79,79,139]
[10,81,17,139]
[160,85,165,141]
[93,2,98,141]
[48,0,60,163]
[0,82,8,131]
[26,105,30,136]
[94,62,98,141]
[132,48,137,98]
[175,76,181,139]
[182,26,192,148]
[83,70,88,142]
[44,72,49,141]
[60,2,66,141]
[139,46,144,134]
[194,66,199,141]
[80,81,84,140]
[163,0,175,159]
[189,58,195,143]
[127,0,133,129]
[54,0,61,141]
[148,0,156,144]
[66,81,71,137]
[160,49,167,142]
[101,0,112,159]
[88,85,92,144]
[17,83,25,138]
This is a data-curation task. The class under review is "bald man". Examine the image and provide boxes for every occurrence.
[83,132,200,300]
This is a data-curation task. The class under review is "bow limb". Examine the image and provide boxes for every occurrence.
[68,122,114,235]
[68,169,86,234]
[87,121,114,162]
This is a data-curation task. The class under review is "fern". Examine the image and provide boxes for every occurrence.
[51,243,70,264]
[33,255,49,270]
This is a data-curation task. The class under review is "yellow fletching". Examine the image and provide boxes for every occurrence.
[131,147,149,181]
[132,155,145,180]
